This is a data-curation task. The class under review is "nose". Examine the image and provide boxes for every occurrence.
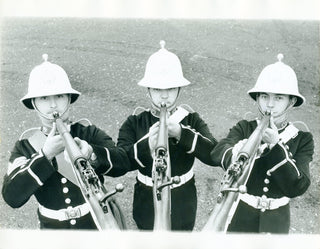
[49,97,57,108]
[160,90,169,99]
[267,97,274,108]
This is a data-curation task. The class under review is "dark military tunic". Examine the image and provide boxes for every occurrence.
[117,108,218,230]
[2,122,129,229]
[211,119,314,233]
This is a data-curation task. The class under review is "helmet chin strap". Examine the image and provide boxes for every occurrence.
[31,96,71,124]
[257,98,296,128]
[148,88,180,115]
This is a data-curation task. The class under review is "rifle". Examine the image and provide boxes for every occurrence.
[203,111,271,232]
[53,112,125,231]
[152,103,180,230]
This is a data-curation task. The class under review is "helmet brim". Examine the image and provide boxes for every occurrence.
[247,90,305,107]
[20,91,80,109]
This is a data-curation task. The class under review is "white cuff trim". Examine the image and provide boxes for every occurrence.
[28,168,43,186]
[269,142,300,177]
[187,133,198,154]
[134,134,150,168]
[221,147,233,170]
[103,148,113,175]
[10,152,43,181]
[7,156,28,175]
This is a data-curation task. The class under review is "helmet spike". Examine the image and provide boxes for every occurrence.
[277,53,284,62]
[160,40,166,49]
[42,54,48,62]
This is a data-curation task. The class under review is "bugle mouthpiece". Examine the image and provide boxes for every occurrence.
[264,110,271,116]
[52,111,60,119]
[160,102,166,108]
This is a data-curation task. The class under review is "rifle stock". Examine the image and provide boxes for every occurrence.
[152,103,180,230]
[203,112,271,232]
[53,112,125,230]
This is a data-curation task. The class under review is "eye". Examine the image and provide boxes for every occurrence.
[57,95,64,98]
[275,95,284,101]
[260,94,268,99]
[40,96,48,100]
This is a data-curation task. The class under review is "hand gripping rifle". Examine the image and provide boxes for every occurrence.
[203,111,271,232]
[53,112,125,231]
[152,103,180,230]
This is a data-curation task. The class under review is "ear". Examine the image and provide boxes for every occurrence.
[290,96,297,106]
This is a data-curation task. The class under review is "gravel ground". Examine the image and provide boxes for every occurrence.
[0,18,319,234]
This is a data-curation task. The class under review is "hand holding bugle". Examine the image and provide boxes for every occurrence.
[152,103,180,230]
[53,112,125,230]
[203,111,271,232]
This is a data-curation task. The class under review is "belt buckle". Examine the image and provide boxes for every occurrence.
[257,195,271,212]
[65,206,81,220]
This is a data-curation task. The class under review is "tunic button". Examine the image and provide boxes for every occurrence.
[65,198,71,204]
[285,145,289,150]
[263,187,269,192]
[264,178,270,184]
[61,178,67,184]
[63,187,69,194]
[70,219,76,225]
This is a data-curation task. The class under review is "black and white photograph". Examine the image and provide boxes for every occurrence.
[0,0,319,248]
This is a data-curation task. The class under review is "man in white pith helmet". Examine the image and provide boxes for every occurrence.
[211,54,314,233]
[2,55,129,229]
[116,41,219,230]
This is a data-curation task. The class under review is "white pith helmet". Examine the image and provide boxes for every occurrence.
[247,54,305,107]
[20,54,81,109]
[137,40,190,89]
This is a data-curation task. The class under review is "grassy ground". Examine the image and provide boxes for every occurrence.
[0,18,319,233]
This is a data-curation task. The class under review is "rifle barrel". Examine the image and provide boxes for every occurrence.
[53,112,121,230]
[203,112,271,232]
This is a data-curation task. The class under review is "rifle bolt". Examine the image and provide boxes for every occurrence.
[238,185,247,194]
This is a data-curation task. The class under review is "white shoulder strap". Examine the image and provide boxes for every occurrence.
[28,130,79,186]
[19,127,42,141]
[259,123,300,153]
[291,121,310,132]
[72,118,92,127]
[132,106,149,116]
[279,124,299,144]
[178,104,194,113]
[136,106,190,142]
[169,106,190,124]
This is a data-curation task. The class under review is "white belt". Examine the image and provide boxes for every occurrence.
[137,168,194,189]
[239,193,290,212]
[38,203,90,221]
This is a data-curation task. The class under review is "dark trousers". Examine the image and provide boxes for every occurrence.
[132,177,197,231]
[227,200,290,233]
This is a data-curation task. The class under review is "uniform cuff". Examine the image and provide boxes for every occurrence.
[30,151,56,185]
[91,144,112,174]
[178,124,197,153]
[134,137,153,168]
